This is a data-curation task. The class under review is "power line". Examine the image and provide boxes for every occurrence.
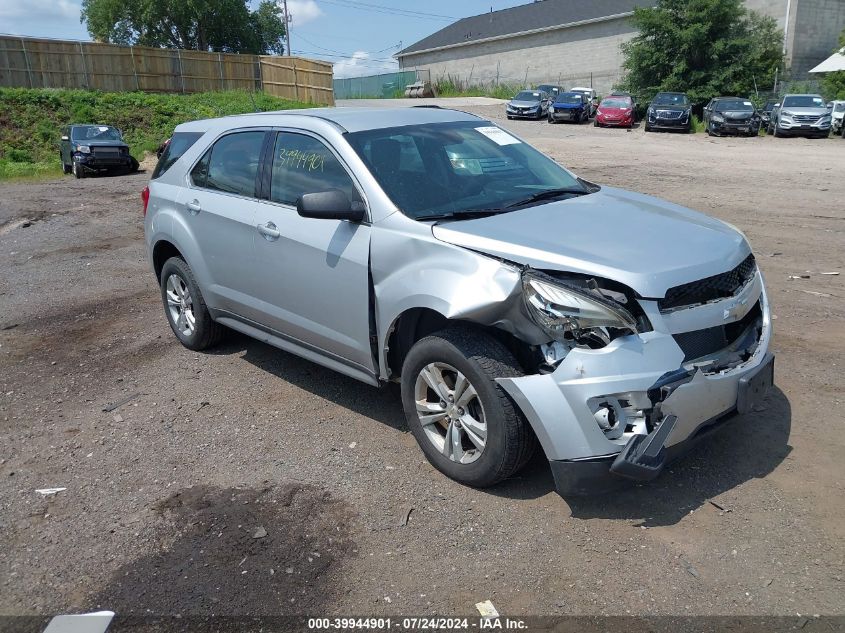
[295,31,400,57]
[316,0,456,21]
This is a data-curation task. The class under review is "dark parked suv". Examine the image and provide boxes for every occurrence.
[60,125,139,178]
[645,92,692,133]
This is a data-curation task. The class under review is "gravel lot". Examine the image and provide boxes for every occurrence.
[1,100,844,622]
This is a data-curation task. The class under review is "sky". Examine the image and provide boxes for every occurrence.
[0,0,527,78]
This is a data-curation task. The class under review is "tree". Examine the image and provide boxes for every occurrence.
[820,27,845,100]
[618,0,783,104]
[81,0,286,55]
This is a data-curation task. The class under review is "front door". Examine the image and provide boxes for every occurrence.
[251,130,375,374]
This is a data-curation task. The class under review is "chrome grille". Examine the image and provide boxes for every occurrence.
[793,114,821,123]
[656,110,682,119]
[659,254,756,312]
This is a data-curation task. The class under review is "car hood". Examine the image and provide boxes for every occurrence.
[716,110,754,119]
[74,139,129,149]
[509,100,541,108]
[431,187,749,298]
[651,105,689,114]
[781,107,828,115]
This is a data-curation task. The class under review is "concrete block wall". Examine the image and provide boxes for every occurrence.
[399,16,638,95]
[792,0,845,79]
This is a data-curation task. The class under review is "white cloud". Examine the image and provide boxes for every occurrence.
[284,0,323,25]
[0,0,79,19]
[332,50,398,79]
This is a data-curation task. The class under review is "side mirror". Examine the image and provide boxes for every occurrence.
[61,135,69,141]
[297,190,364,222]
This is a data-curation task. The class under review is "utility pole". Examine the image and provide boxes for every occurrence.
[283,0,292,56]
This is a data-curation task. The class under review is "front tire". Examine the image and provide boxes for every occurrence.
[72,162,84,179]
[159,257,224,351]
[400,326,536,488]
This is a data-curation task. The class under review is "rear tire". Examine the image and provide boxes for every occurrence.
[401,325,537,488]
[159,257,224,351]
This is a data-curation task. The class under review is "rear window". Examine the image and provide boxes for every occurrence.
[152,132,204,179]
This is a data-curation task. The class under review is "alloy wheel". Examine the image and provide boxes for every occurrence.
[413,362,487,464]
[165,274,196,336]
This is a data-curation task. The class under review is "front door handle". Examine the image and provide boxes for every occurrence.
[257,221,281,241]
[186,199,202,215]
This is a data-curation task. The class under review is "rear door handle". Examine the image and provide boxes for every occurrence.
[257,221,281,241]
[186,200,202,214]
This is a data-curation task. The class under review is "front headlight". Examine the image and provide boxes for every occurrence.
[711,114,725,123]
[647,106,655,116]
[522,272,639,342]
[819,115,831,123]
[75,145,91,154]
[781,111,794,118]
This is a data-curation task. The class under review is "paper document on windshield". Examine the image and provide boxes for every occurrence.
[475,126,521,146]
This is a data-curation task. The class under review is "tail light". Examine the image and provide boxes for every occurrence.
[141,186,150,216]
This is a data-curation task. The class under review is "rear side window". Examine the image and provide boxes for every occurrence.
[152,132,203,179]
[269,132,362,206]
[191,131,266,197]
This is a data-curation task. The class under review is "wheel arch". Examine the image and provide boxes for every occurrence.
[382,307,541,383]
[152,239,184,283]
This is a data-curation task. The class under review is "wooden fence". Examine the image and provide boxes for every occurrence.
[0,36,334,104]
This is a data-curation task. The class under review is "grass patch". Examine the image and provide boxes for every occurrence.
[691,115,705,133]
[0,88,315,180]
[432,77,523,101]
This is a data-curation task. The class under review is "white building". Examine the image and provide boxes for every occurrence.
[396,0,845,94]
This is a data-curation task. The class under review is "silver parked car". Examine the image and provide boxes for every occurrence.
[768,94,832,138]
[505,90,550,120]
[143,107,774,496]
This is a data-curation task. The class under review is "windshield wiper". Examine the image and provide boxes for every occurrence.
[504,186,592,209]
[415,208,506,222]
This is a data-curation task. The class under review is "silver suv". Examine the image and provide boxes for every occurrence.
[143,107,774,496]
[769,94,832,138]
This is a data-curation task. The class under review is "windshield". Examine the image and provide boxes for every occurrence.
[714,99,754,111]
[537,85,558,93]
[764,100,777,110]
[600,98,631,108]
[345,121,589,221]
[555,93,583,104]
[652,93,689,106]
[835,103,845,113]
[514,91,542,101]
[782,95,825,108]
[71,125,122,141]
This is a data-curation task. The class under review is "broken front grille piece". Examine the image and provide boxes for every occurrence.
[659,254,756,312]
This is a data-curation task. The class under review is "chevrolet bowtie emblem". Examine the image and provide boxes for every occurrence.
[724,297,749,320]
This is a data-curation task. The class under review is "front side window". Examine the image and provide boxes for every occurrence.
[346,121,589,220]
[191,131,265,197]
[269,132,362,207]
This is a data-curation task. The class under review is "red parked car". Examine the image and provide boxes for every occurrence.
[594,95,635,128]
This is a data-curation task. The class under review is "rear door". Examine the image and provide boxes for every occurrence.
[250,129,375,374]
[179,129,268,320]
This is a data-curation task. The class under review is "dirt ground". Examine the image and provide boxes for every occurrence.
[1,101,844,623]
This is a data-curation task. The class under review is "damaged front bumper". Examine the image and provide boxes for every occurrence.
[497,276,773,496]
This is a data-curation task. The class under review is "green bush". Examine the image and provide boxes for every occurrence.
[0,88,315,180]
